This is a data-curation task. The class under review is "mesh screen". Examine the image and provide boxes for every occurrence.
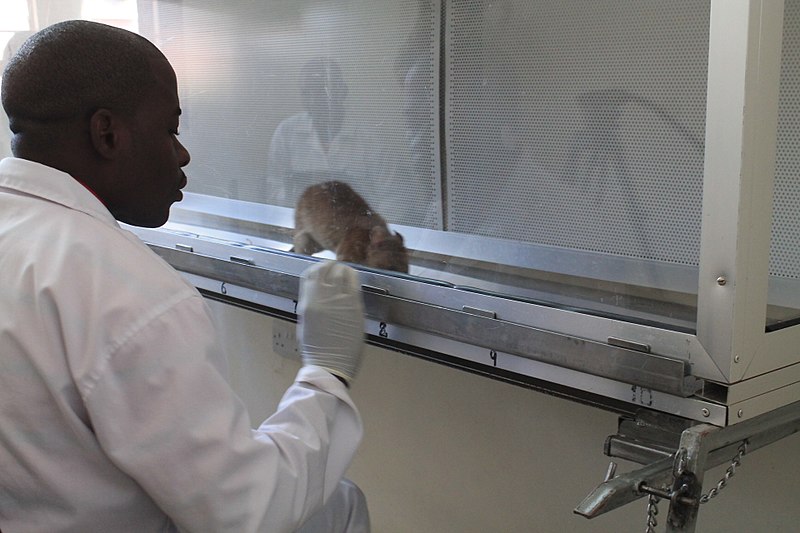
[772,0,800,279]
[140,0,442,229]
[7,1,800,280]
[445,0,710,264]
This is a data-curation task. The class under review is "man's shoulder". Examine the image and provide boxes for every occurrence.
[272,112,314,138]
[41,213,199,308]
[98,224,199,300]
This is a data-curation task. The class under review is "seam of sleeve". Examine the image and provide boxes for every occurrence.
[79,288,202,402]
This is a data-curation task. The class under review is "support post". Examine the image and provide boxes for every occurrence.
[665,424,717,532]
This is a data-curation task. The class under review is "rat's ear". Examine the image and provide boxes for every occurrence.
[395,231,404,244]
[370,225,390,243]
[89,108,128,159]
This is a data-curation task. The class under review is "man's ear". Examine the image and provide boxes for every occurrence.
[89,108,127,159]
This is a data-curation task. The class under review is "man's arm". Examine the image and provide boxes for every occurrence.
[84,262,365,532]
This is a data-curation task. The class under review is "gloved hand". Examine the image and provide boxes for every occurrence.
[297,261,365,385]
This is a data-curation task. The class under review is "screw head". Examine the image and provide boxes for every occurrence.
[734,355,740,363]
[701,408,710,417]
[738,409,744,418]
[717,276,727,286]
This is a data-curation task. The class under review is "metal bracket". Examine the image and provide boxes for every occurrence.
[575,400,800,532]
[148,243,702,396]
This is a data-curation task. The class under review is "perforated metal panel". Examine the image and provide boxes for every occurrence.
[772,0,800,279]
[140,0,441,229]
[445,1,710,265]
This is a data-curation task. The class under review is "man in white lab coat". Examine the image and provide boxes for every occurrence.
[0,19,369,532]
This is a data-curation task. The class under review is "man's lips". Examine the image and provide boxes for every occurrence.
[175,172,187,201]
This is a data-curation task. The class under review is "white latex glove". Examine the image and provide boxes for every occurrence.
[297,261,365,384]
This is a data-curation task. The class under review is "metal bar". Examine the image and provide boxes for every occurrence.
[575,399,800,520]
[605,435,674,465]
[576,431,734,521]
[150,243,698,396]
[368,293,696,396]
[702,397,800,451]
[151,245,300,300]
[665,424,716,532]
[697,0,784,381]
[575,455,676,519]
[136,225,719,385]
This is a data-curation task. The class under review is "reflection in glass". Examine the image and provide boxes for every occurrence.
[266,57,351,206]
[768,0,800,330]
[266,58,410,272]
[156,0,712,332]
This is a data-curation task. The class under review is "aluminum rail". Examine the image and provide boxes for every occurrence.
[149,243,700,396]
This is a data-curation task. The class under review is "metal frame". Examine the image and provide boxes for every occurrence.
[150,243,697,396]
[167,194,703,295]
[575,399,800,532]
[125,0,800,428]
[126,230,721,424]
[698,0,786,383]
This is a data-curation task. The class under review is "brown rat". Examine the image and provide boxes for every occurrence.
[294,181,409,273]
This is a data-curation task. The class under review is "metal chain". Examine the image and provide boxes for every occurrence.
[642,440,747,530]
[699,440,747,504]
[645,494,660,533]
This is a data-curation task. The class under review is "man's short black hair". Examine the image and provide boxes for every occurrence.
[1,20,167,131]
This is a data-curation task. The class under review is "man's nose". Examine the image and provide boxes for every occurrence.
[176,137,191,167]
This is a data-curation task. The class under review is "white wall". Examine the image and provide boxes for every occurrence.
[210,299,800,533]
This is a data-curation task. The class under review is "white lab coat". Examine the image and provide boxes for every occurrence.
[264,112,389,206]
[267,112,357,181]
[0,157,365,532]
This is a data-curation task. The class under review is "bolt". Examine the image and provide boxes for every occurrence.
[717,276,727,286]
[734,355,740,363]
[738,409,744,418]
[701,408,710,417]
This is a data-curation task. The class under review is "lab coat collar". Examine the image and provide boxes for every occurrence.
[0,157,119,227]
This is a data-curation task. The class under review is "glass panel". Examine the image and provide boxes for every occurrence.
[1,0,712,333]
[769,0,800,332]
[157,0,709,332]
[439,0,708,331]
[82,0,138,31]
[141,0,441,230]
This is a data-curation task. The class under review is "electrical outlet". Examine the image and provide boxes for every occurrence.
[273,319,300,359]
